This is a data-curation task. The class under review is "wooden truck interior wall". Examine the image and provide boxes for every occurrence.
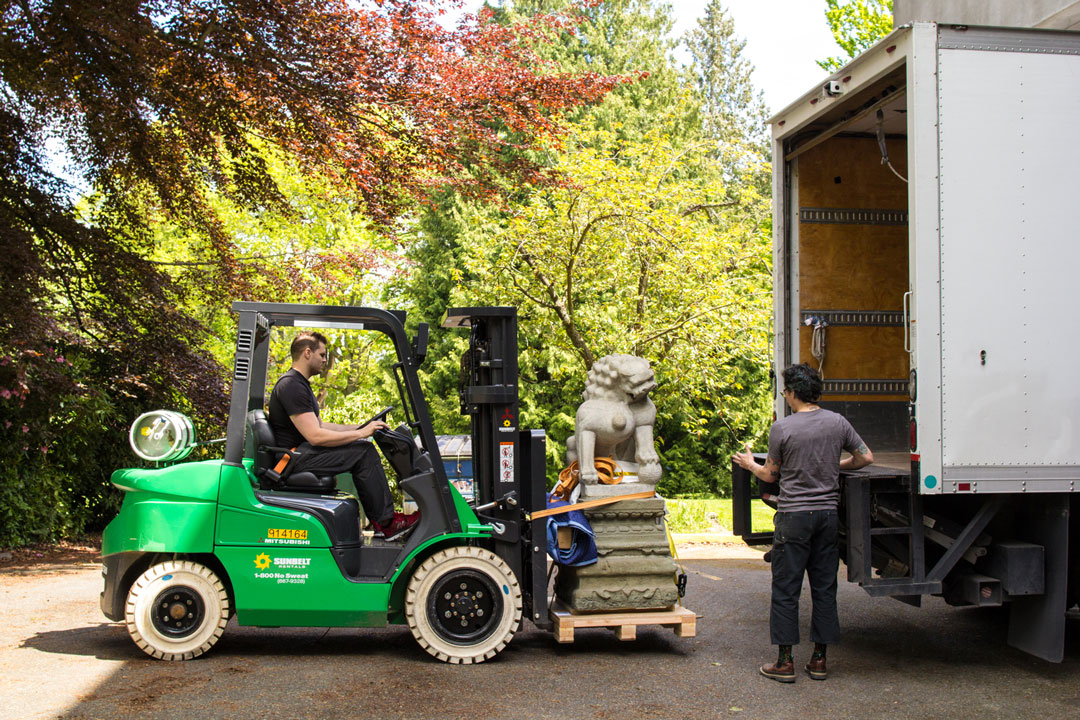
[794,135,909,451]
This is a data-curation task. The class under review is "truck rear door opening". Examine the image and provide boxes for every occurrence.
[735,23,1080,663]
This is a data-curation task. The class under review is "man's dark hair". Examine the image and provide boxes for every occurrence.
[783,363,823,403]
[290,331,329,361]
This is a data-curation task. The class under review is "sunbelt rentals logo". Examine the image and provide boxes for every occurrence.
[253,552,310,585]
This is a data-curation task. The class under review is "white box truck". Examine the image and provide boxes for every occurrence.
[733,22,1080,662]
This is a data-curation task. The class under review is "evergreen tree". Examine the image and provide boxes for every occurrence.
[493,0,701,143]
[683,0,769,152]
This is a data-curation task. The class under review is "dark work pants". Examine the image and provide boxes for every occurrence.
[291,441,394,525]
[770,509,840,646]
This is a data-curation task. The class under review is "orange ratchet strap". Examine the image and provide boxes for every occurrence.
[530,490,656,520]
[550,457,620,502]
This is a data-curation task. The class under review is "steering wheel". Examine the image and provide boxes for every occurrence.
[360,406,394,430]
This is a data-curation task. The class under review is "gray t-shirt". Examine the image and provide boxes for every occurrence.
[767,408,865,511]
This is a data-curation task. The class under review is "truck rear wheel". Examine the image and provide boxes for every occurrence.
[405,546,522,664]
[124,560,230,661]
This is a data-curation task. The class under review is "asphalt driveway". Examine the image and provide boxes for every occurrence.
[2,543,1079,719]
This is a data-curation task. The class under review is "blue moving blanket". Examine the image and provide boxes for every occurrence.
[545,493,598,566]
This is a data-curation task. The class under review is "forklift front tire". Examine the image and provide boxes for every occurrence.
[405,546,522,664]
[124,560,230,661]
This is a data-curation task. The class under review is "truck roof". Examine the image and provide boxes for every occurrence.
[767,24,913,130]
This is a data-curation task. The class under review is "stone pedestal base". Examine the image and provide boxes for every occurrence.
[555,497,678,612]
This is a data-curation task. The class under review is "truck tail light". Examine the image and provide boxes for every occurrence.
[910,418,918,452]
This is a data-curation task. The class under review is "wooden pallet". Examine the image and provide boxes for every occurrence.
[549,600,697,643]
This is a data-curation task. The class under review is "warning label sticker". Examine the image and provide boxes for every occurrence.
[499,442,514,484]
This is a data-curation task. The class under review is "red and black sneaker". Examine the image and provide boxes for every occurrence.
[373,511,419,541]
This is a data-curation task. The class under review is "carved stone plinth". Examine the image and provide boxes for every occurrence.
[555,497,678,612]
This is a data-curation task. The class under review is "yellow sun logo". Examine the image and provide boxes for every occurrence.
[254,553,271,570]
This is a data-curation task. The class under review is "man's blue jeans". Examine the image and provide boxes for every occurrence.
[770,509,841,646]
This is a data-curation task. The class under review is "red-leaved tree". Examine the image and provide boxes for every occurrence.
[0,0,621,542]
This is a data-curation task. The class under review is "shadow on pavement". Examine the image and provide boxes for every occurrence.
[20,622,138,661]
[843,600,1080,670]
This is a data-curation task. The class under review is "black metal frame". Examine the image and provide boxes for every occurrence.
[225,301,459,533]
[732,460,1009,597]
[442,307,550,630]
[731,459,773,545]
[731,441,1075,662]
[843,471,1008,597]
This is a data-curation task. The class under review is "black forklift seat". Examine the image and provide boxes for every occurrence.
[246,410,336,493]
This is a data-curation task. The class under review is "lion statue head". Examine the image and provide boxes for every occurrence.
[583,354,658,404]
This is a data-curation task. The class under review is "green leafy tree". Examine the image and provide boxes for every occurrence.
[395,0,704,443]
[139,141,409,427]
[0,0,619,545]
[383,191,485,436]
[457,127,773,493]
[141,142,400,359]
[397,1,778,492]
[818,0,894,72]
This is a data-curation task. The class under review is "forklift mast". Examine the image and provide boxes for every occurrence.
[443,307,551,629]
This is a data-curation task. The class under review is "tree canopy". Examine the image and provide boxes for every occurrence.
[817,0,894,72]
[471,127,769,373]
[494,0,699,143]
[0,0,778,543]
[445,121,773,494]
[391,0,774,492]
[0,0,621,543]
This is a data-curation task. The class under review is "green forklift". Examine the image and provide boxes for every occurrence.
[99,302,550,663]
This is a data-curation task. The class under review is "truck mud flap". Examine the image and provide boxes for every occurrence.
[1007,494,1069,662]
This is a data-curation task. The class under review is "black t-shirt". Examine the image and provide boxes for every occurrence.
[268,369,320,448]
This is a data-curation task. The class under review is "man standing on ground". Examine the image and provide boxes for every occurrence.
[733,363,873,682]
[268,330,418,540]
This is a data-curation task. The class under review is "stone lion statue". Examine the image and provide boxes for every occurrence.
[566,354,661,496]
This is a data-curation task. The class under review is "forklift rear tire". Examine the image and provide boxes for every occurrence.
[124,560,230,661]
[405,546,522,664]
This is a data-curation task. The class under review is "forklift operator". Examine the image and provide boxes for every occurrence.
[268,330,419,541]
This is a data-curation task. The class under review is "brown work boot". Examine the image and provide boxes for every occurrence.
[759,659,796,683]
[805,655,827,680]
